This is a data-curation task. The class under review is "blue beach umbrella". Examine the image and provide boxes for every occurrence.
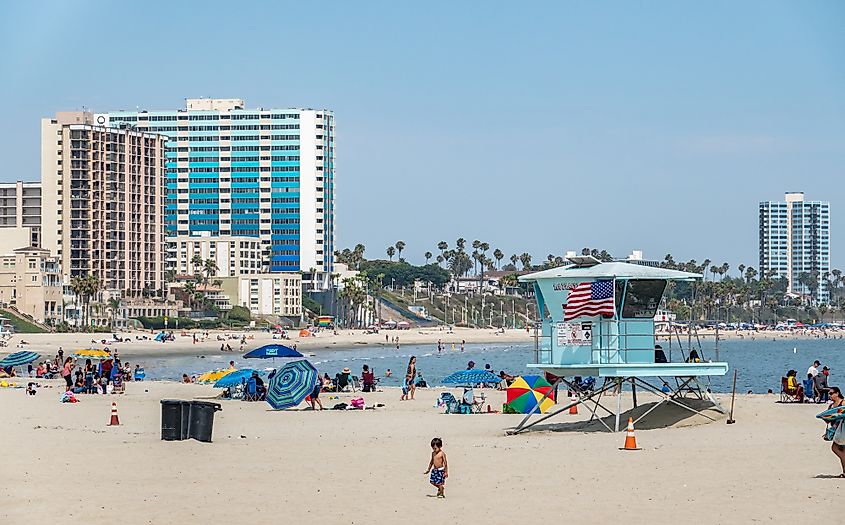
[441,369,502,386]
[213,369,259,389]
[0,351,40,368]
[266,360,317,410]
[243,344,303,360]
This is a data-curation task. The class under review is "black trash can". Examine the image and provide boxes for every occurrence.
[160,400,190,441]
[188,401,222,443]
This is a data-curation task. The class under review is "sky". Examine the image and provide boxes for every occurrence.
[1,1,843,274]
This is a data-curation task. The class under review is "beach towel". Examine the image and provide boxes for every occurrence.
[835,423,845,446]
[350,397,364,409]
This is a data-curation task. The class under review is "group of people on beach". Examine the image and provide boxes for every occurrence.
[20,348,144,395]
[784,359,833,403]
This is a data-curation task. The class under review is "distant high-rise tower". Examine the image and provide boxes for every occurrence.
[759,192,830,303]
[99,98,335,290]
[40,112,168,297]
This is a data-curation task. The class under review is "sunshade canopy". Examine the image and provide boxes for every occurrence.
[0,351,40,368]
[213,369,259,388]
[441,369,501,385]
[73,348,112,360]
[506,375,556,414]
[243,344,303,359]
[195,369,234,384]
[266,360,317,410]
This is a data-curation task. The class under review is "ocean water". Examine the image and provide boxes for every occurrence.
[130,337,844,393]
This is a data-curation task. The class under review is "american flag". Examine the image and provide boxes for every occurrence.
[564,280,615,321]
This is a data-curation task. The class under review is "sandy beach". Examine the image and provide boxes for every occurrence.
[4,327,533,360]
[0,377,841,524]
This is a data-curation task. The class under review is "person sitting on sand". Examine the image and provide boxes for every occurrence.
[785,369,804,402]
[182,374,191,384]
[362,365,376,392]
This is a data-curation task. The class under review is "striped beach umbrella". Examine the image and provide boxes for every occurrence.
[506,375,556,414]
[0,351,40,368]
[266,360,317,410]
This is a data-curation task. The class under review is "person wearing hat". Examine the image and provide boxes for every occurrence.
[814,366,831,403]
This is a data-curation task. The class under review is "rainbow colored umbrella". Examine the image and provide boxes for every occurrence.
[506,375,556,414]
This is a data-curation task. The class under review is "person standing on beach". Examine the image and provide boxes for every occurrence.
[825,387,845,477]
[402,356,417,401]
[61,357,73,391]
[423,437,448,498]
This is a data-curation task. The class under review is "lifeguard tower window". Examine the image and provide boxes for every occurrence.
[619,279,666,318]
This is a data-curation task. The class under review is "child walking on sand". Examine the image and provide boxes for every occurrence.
[424,437,448,498]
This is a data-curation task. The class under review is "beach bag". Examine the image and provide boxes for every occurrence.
[834,423,845,446]
[350,397,364,409]
[824,425,836,441]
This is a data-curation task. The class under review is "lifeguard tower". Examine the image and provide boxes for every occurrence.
[510,256,728,434]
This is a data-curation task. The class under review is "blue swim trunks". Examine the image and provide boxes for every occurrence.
[429,467,445,486]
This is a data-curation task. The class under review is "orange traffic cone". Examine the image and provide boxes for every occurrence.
[569,394,578,415]
[108,402,120,426]
[620,417,640,450]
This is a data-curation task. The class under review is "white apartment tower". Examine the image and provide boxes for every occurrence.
[99,98,336,289]
[41,112,168,297]
[759,192,831,303]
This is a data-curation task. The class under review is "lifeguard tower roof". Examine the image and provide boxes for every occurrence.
[519,261,702,282]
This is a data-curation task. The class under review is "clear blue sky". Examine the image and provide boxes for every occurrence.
[1,1,843,273]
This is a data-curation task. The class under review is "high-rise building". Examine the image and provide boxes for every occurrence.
[99,98,336,289]
[0,180,42,250]
[40,112,168,297]
[759,192,831,303]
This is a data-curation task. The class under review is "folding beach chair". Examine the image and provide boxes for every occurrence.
[334,373,351,392]
[779,377,802,403]
[350,375,361,392]
[439,392,461,414]
[244,377,261,401]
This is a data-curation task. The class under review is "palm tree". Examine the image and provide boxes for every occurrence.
[436,255,444,266]
[456,238,466,251]
[203,258,219,291]
[738,264,745,280]
[424,251,432,265]
[190,254,204,278]
[493,249,504,269]
[519,253,532,271]
[108,297,121,329]
[437,241,448,265]
[183,281,197,311]
[395,240,406,261]
[509,254,518,268]
[386,246,396,261]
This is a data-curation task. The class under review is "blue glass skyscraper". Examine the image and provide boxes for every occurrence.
[101,98,335,288]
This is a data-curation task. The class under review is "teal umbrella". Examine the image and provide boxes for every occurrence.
[266,360,317,410]
[0,351,40,368]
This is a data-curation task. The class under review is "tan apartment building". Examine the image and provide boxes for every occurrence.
[0,181,41,253]
[168,232,265,277]
[0,247,63,324]
[220,272,301,317]
[41,112,168,297]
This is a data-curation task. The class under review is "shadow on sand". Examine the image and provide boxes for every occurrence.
[508,398,725,434]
